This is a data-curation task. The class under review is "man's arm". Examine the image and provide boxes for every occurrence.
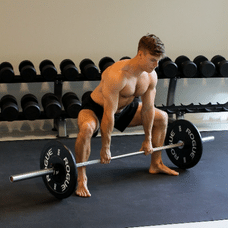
[100,71,126,163]
[140,78,156,155]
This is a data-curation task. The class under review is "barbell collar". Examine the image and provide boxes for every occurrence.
[10,168,54,183]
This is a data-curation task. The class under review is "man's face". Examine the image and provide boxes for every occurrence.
[140,51,161,73]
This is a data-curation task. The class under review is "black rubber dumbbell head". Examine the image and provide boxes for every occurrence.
[19,60,37,82]
[42,93,62,119]
[0,95,19,121]
[158,57,178,78]
[193,55,215,77]
[62,92,81,118]
[175,55,197,78]
[81,91,93,104]
[39,60,57,81]
[120,56,131,60]
[60,59,79,80]
[211,55,228,77]
[21,94,41,120]
[79,59,99,79]
[0,62,14,83]
[98,57,115,73]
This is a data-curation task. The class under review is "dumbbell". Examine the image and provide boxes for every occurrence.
[157,57,178,78]
[211,55,228,77]
[79,58,99,79]
[193,55,215,77]
[21,94,41,120]
[62,92,81,118]
[98,57,115,73]
[60,59,79,80]
[0,62,15,83]
[19,60,37,82]
[81,91,93,103]
[42,93,62,119]
[39,60,57,81]
[120,56,131,60]
[0,95,19,121]
[175,55,197,78]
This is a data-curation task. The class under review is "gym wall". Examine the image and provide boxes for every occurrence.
[0,0,227,137]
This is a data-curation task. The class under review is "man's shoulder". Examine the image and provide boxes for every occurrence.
[102,61,128,80]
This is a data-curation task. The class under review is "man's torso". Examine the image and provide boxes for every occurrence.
[91,60,157,113]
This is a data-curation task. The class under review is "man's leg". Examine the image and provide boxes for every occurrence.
[75,109,99,197]
[149,108,179,175]
[128,103,179,175]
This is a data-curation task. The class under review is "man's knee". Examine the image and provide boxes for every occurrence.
[156,110,168,129]
[78,122,97,139]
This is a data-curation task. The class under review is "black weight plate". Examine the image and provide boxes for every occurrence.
[165,119,203,169]
[40,141,77,199]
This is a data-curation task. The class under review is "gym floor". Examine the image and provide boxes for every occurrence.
[1,131,228,228]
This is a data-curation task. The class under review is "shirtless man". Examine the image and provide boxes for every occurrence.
[75,34,179,197]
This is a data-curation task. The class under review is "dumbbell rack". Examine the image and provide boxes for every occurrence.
[1,55,228,138]
[53,76,101,137]
[0,74,101,138]
[164,76,228,120]
[156,55,228,119]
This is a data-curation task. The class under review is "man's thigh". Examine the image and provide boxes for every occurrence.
[128,103,167,127]
[77,109,100,133]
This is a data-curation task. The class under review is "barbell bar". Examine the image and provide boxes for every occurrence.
[10,141,185,183]
[9,119,215,199]
[9,135,214,183]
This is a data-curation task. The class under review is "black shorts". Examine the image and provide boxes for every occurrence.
[81,91,140,134]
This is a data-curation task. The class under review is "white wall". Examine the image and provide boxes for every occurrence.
[0,0,227,137]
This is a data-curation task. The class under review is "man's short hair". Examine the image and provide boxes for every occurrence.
[138,34,165,57]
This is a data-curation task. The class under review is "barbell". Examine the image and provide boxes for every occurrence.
[10,119,214,199]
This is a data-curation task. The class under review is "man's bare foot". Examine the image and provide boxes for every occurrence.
[76,180,91,197]
[149,161,179,176]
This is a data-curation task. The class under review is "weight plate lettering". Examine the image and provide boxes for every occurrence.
[40,141,77,199]
[165,119,203,169]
